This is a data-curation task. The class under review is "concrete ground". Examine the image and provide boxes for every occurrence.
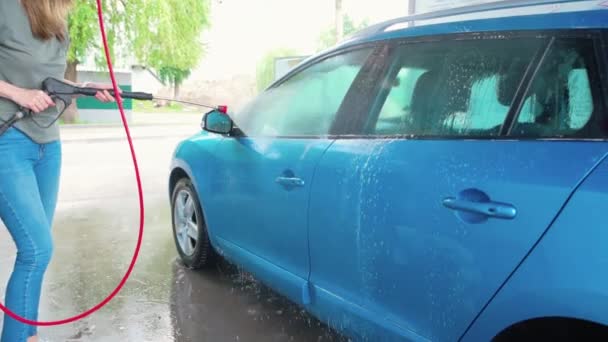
[0,113,346,342]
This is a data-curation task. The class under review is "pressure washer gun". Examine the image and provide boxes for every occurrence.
[0,77,227,135]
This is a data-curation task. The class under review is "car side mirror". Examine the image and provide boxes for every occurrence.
[202,109,233,135]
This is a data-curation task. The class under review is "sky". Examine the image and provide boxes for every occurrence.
[191,0,408,80]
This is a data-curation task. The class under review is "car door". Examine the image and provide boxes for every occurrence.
[308,33,608,340]
[202,46,377,304]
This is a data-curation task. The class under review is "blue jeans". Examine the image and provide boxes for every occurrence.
[0,127,61,342]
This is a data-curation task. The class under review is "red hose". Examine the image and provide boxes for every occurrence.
[89,0,146,319]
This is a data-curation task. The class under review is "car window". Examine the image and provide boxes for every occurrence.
[374,67,426,134]
[367,38,542,137]
[511,38,604,138]
[234,48,373,137]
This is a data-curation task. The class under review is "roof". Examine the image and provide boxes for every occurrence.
[338,0,608,48]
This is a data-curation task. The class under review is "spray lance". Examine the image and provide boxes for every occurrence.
[0,77,228,135]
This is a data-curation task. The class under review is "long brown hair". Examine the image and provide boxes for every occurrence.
[21,0,73,41]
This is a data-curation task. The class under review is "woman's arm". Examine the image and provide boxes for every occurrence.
[61,79,79,87]
[0,80,55,113]
[0,80,21,102]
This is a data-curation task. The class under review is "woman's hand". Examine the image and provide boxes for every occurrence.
[82,82,121,103]
[11,88,55,114]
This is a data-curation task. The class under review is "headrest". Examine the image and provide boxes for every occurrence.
[410,70,441,113]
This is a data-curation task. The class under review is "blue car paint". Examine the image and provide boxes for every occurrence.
[171,135,321,305]
[169,5,608,342]
[199,137,334,304]
[462,154,608,341]
[357,10,608,44]
[212,235,313,306]
[170,132,222,242]
[308,140,608,341]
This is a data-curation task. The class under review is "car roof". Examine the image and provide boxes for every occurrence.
[336,0,608,49]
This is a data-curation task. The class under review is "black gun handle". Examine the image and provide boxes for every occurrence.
[78,87,153,101]
[117,91,153,101]
[78,87,99,97]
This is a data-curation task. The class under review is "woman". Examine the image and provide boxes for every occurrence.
[0,1,116,341]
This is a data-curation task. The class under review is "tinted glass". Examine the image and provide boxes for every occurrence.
[369,38,542,136]
[511,38,604,138]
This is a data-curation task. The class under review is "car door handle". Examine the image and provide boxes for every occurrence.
[442,197,517,220]
[275,176,305,187]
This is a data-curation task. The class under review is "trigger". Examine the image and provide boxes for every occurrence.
[58,95,72,107]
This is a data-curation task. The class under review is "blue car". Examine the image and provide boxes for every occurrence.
[169,1,608,340]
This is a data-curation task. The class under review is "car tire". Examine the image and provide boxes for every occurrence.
[171,178,215,269]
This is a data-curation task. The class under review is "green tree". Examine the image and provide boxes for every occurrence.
[66,0,134,82]
[63,0,131,122]
[256,48,298,92]
[317,15,368,52]
[131,0,210,76]
[159,66,191,99]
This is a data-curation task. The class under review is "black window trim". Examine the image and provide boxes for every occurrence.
[330,43,394,136]
[501,36,555,136]
[594,30,608,129]
[337,29,608,142]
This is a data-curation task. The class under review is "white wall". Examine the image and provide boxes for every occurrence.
[76,69,132,124]
[131,66,165,96]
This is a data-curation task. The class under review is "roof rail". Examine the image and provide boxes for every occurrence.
[346,0,593,40]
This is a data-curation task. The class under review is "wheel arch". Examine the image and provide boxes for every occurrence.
[493,316,608,341]
[462,287,608,341]
[169,157,219,250]
[169,156,205,204]
[169,166,190,199]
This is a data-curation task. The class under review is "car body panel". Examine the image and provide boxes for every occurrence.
[308,140,608,341]
[213,235,311,305]
[199,137,334,295]
[170,132,223,245]
[307,284,431,342]
[170,131,220,198]
[462,153,608,341]
[342,8,608,50]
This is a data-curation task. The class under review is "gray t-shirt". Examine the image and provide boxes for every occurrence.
[0,0,69,144]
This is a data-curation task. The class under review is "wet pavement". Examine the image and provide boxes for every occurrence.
[0,114,346,341]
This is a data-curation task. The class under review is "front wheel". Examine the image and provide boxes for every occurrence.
[171,178,215,269]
